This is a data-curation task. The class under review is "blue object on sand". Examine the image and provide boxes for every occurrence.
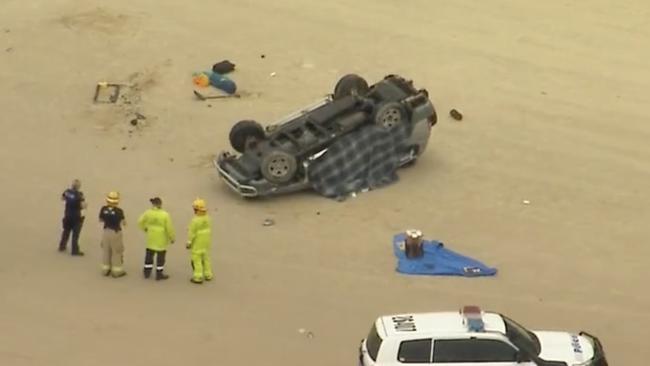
[208,71,237,94]
[393,233,497,277]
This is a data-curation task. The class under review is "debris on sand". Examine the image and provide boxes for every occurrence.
[121,146,127,151]
[92,69,160,135]
[522,200,531,205]
[129,112,147,126]
[298,328,314,339]
[193,89,241,101]
[192,72,210,87]
[212,60,236,74]
[193,71,237,94]
[263,218,275,227]
[449,109,463,121]
[93,82,125,103]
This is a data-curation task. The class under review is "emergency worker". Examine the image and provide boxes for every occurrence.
[138,197,175,280]
[186,199,213,284]
[98,191,126,278]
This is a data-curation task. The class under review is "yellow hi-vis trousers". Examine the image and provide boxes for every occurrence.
[191,251,213,282]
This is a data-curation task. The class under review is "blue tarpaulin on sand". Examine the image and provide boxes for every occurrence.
[393,233,497,277]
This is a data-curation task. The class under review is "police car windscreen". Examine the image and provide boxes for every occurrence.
[366,325,383,361]
[502,316,541,356]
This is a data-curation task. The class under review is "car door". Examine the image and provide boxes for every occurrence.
[431,338,537,366]
[396,338,434,366]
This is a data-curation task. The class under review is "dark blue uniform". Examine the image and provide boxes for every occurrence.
[59,188,85,255]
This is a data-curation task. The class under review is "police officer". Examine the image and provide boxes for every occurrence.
[138,197,175,280]
[99,192,127,278]
[59,179,86,256]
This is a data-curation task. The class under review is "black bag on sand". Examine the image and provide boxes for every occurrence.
[212,60,236,74]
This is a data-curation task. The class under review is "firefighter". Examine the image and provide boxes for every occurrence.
[59,179,87,256]
[99,191,126,278]
[138,197,175,280]
[186,198,213,284]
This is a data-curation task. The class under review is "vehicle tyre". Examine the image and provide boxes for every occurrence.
[333,74,369,100]
[261,150,298,184]
[229,120,266,153]
[374,102,406,129]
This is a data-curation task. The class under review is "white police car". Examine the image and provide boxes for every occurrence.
[359,306,607,366]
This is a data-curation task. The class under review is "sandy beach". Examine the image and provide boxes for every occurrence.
[1,0,649,364]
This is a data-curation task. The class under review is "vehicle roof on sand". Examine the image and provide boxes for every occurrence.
[378,312,506,338]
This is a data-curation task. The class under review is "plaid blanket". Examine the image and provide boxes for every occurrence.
[308,123,411,199]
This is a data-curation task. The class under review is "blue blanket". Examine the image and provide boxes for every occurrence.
[393,234,497,277]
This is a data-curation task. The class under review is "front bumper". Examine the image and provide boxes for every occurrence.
[579,331,608,366]
[214,154,259,197]
[214,152,312,198]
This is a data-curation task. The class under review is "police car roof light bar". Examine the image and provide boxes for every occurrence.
[461,306,485,332]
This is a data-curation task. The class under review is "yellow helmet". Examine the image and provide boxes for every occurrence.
[106,191,120,204]
[192,198,207,212]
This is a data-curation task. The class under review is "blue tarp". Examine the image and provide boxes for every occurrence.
[393,233,497,277]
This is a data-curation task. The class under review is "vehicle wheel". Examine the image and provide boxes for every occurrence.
[261,150,298,184]
[374,102,406,129]
[333,74,369,100]
[229,120,266,153]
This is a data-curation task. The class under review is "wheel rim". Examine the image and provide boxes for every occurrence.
[267,156,291,178]
[381,107,402,128]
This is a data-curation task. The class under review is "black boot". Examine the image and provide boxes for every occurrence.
[71,251,85,256]
[143,268,152,279]
[156,271,169,281]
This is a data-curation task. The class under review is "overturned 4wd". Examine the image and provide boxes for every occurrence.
[214,74,437,198]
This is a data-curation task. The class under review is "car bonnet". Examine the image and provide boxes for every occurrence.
[534,331,595,364]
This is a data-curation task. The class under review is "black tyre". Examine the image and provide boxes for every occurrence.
[260,150,298,184]
[333,74,369,100]
[229,120,265,153]
[374,102,406,129]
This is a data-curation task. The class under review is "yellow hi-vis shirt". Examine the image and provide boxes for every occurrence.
[187,214,211,253]
[138,207,175,251]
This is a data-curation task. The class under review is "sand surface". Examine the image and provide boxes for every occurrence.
[1,0,649,365]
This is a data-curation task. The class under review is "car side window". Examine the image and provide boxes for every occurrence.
[398,339,433,363]
[433,338,518,363]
